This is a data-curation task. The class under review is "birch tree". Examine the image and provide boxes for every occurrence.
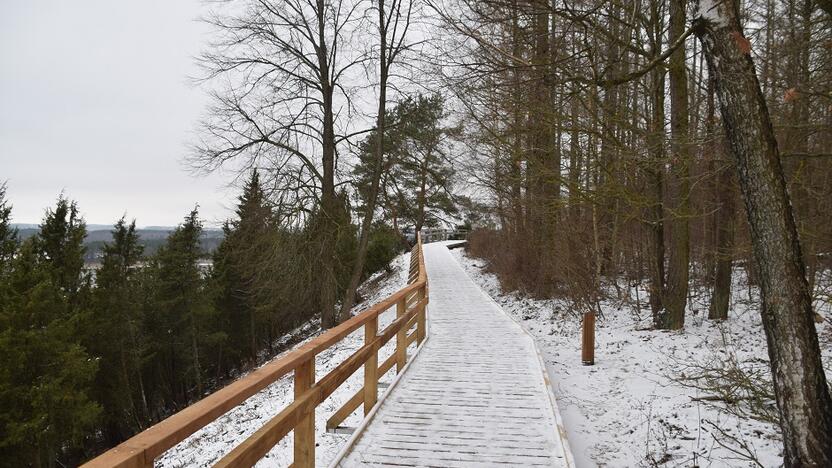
[691,0,832,464]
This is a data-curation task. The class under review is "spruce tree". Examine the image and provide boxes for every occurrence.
[0,197,99,467]
[0,184,17,274]
[35,197,87,294]
[213,171,272,364]
[147,208,221,404]
[86,218,148,444]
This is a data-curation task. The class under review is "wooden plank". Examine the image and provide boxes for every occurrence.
[379,352,397,376]
[217,304,423,466]
[326,352,398,431]
[214,385,317,467]
[417,293,427,344]
[326,388,363,431]
[405,310,418,331]
[337,243,572,468]
[294,360,315,468]
[406,330,418,346]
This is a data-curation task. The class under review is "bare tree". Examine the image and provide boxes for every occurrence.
[192,0,366,328]
[339,0,415,320]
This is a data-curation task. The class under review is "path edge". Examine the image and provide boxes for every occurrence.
[326,284,431,467]
[447,243,577,467]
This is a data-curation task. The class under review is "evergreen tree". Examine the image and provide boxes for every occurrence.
[145,208,221,406]
[85,218,148,444]
[0,184,18,332]
[212,171,274,365]
[0,184,17,274]
[355,94,458,233]
[34,196,87,297]
[0,198,99,467]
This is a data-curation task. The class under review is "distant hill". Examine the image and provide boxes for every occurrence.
[12,225,224,261]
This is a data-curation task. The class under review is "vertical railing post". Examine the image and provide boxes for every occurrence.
[417,286,427,344]
[364,315,378,415]
[294,359,315,468]
[396,298,407,372]
[581,311,595,365]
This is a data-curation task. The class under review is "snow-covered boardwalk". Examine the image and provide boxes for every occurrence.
[334,242,574,467]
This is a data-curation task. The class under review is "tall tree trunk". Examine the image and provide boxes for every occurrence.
[510,0,525,235]
[658,0,691,330]
[338,0,392,320]
[318,0,338,329]
[647,0,667,322]
[708,162,735,320]
[692,1,832,464]
[191,319,202,396]
[415,158,428,233]
[530,2,552,250]
[707,75,735,320]
[250,307,257,361]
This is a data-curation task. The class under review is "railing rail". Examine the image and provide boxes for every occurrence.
[420,228,468,243]
[84,235,429,468]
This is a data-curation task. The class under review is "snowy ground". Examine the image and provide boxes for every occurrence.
[158,253,416,467]
[158,246,831,468]
[451,248,832,468]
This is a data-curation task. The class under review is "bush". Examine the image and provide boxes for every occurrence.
[364,224,403,277]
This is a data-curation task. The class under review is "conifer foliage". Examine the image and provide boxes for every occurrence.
[0,176,403,465]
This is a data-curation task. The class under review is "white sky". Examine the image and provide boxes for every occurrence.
[0,0,235,227]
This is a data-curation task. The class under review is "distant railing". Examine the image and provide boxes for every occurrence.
[83,235,429,468]
[420,228,468,243]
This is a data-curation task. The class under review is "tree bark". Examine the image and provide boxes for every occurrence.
[708,160,735,320]
[646,0,667,322]
[658,0,691,330]
[692,1,832,464]
[707,75,735,321]
[318,0,338,329]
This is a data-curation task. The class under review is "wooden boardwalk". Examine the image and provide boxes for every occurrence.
[334,243,574,467]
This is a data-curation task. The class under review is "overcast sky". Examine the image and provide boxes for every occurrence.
[1,1,235,227]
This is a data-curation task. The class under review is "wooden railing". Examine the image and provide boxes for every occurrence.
[84,236,428,468]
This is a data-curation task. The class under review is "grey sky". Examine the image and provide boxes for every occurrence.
[1,0,235,227]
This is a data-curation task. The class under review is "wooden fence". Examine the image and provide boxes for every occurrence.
[83,236,428,468]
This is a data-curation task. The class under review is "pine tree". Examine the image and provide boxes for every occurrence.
[355,94,458,233]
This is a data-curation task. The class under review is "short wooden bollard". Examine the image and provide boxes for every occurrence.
[581,311,595,366]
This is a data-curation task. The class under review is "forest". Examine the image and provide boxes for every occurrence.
[0,94,458,468]
[2,0,832,466]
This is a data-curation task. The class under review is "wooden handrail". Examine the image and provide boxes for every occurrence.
[83,235,428,468]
